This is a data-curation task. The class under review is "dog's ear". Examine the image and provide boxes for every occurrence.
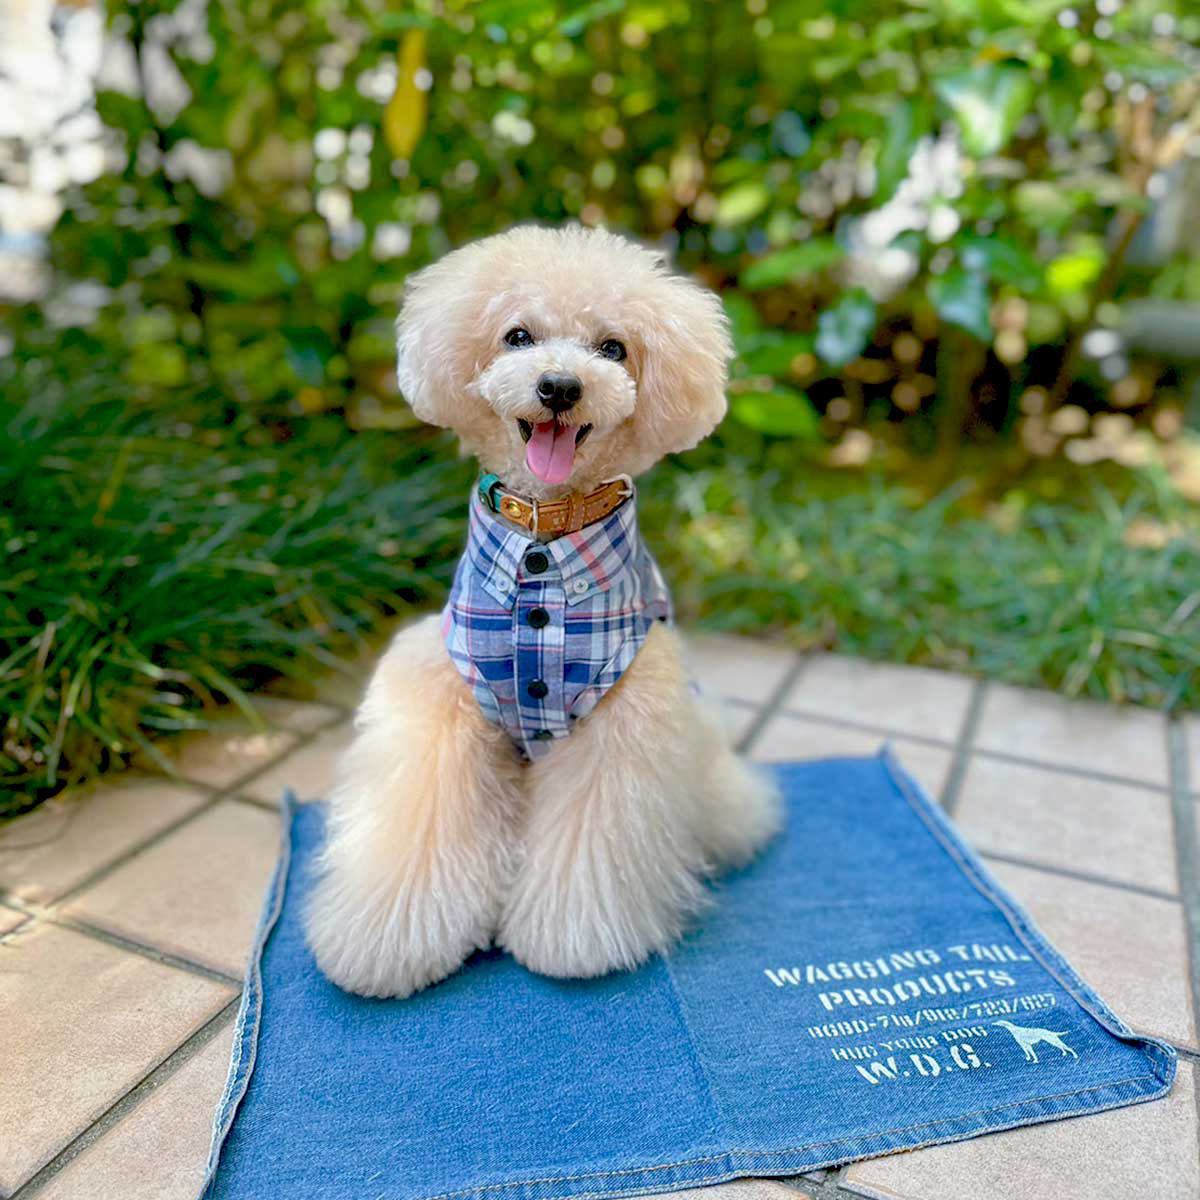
[394,252,479,430]
[632,269,732,459]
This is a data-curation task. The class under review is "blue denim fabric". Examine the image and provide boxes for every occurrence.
[200,751,1175,1200]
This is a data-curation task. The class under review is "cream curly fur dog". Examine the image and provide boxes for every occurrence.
[305,225,781,998]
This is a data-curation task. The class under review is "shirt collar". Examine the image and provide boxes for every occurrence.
[465,484,640,609]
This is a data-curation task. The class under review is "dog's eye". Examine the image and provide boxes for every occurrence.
[503,327,534,349]
[598,339,627,362]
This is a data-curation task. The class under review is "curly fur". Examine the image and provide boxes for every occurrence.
[306,225,780,998]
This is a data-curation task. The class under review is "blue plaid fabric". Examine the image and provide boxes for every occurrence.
[442,485,671,760]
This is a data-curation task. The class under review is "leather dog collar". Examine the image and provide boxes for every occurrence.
[478,473,632,537]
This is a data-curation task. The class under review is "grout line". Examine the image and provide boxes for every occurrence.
[44,719,344,910]
[9,994,241,1200]
[1164,717,1200,1148]
[776,707,959,752]
[977,849,1180,903]
[46,792,232,907]
[940,679,987,815]
[230,792,292,814]
[971,746,1171,795]
[0,896,242,987]
[739,698,1172,798]
[736,653,812,756]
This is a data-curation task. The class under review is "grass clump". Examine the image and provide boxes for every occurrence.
[641,455,1200,712]
[1,380,472,817]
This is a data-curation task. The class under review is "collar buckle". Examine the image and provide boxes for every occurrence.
[477,473,503,513]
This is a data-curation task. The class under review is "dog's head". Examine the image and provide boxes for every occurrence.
[395,225,731,496]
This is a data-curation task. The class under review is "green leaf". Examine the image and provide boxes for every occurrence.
[722,292,762,348]
[558,0,626,36]
[1046,249,1104,295]
[957,234,1042,292]
[715,180,770,227]
[741,239,845,289]
[875,98,929,203]
[935,63,1034,157]
[730,389,819,438]
[740,333,815,376]
[815,290,877,367]
[1093,43,1192,88]
[929,269,992,342]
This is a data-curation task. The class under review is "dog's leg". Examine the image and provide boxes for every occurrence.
[689,690,783,872]
[305,615,524,998]
[498,623,779,978]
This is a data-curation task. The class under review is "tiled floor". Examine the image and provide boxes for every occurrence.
[1,631,1197,1200]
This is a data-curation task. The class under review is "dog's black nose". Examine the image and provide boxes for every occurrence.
[536,372,582,413]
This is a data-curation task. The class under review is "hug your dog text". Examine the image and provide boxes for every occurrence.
[759,941,1087,1086]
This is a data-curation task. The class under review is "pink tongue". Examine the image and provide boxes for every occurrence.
[525,420,576,485]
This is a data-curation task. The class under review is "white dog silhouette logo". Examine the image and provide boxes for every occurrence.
[994,1020,1079,1063]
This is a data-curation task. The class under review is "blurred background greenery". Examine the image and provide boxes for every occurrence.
[2,0,1199,814]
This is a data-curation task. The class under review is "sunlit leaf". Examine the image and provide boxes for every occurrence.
[741,239,845,289]
[1047,250,1105,295]
[815,289,877,367]
[935,63,1034,157]
[730,389,819,438]
[715,180,770,227]
[382,30,428,160]
[929,269,992,342]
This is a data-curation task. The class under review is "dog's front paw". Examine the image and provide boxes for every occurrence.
[305,865,490,999]
[497,850,707,979]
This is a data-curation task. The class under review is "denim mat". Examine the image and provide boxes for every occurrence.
[201,750,1175,1200]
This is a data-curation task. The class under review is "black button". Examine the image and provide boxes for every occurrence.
[527,607,549,629]
[527,679,549,700]
[533,729,554,741]
[525,551,549,575]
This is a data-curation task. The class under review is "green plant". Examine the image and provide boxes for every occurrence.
[24,0,1199,449]
[642,452,1200,710]
[0,350,471,816]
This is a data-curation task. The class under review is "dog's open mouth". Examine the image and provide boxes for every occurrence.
[516,419,593,485]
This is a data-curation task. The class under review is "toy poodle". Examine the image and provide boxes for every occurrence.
[305,225,781,998]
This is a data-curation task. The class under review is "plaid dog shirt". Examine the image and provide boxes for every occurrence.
[441,484,672,760]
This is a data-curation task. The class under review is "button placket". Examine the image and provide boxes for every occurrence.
[515,552,567,748]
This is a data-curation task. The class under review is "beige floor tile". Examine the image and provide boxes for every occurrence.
[660,1184,812,1200]
[0,924,233,1193]
[156,721,298,791]
[0,778,208,904]
[240,721,353,804]
[843,1060,1198,1200]
[683,632,798,704]
[750,714,955,800]
[251,696,342,734]
[783,655,972,743]
[0,903,28,934]
[975,684,1169,786]
[67,801,282,977]
[725,700,760,746]
[142,698,339,791]
[989,860,1196,1050]
[956,757,1178,894]
[1183,714,1200,791]
[34,1022,236,1200]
